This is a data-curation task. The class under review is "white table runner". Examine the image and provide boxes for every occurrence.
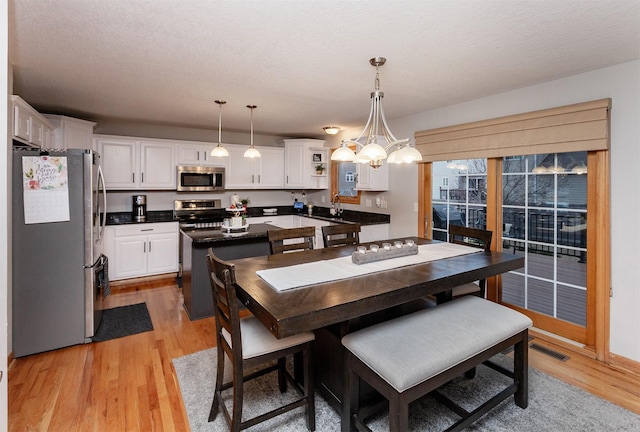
[256,242,481,292]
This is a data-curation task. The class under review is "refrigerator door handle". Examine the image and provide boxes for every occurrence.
[97,165,107,241]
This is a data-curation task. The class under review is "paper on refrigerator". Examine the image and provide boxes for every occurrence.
[21,156,70,224]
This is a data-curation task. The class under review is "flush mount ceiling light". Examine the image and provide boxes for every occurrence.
[210,100,229,157]
[330,57,422,170]
[323,126,341,135]
[244,105,261,158]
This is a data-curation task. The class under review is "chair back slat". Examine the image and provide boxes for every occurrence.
[448,224,492,251]
[321,223,361,248]
[268,226,315,254]
[206,248,242,360]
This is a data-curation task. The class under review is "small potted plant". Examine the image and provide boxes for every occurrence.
[315,164,325,175]
[240,197,250,211]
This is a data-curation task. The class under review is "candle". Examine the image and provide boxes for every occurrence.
[382,243,392,250]
[357,246,367,254]
[394,241,403,248]
[369,244,379,253]
[405,239,415,247]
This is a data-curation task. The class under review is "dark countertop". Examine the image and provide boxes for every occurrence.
[106,210,175,225]
[105,206,390,227]
[181,223,279,244]
[248,206,391,226]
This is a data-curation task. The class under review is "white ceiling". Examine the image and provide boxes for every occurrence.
[9,0,640,139]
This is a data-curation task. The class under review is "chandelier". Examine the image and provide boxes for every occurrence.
[210,100,229,157]
[330,57,422,169]
[244,104,261,158]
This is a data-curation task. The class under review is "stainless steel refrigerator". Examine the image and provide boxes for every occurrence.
[12,147,107,357]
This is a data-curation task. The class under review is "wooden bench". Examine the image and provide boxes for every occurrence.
[341,296,532,431]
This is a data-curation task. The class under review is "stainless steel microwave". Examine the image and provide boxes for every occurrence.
[176,165,225,192]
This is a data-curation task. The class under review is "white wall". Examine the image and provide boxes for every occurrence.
[378,60,639,362]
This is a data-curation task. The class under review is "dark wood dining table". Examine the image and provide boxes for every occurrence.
[230,236,525,411]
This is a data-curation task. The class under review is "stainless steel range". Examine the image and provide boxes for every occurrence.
[174,199,224,229]
[174,199,224,278]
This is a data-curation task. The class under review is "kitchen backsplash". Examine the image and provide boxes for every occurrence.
[106,190,329,213]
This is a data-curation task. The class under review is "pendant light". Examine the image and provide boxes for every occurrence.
[210,100,229,157]
[331,57,422,169]
[244,105,261,158]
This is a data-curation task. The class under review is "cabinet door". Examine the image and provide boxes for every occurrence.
[29,117,44,147]
[13,104,31,142]
[284,143,305,188]
[63,120,94,150]
[147,233,179,274]
[255,147,284,189]
[177,143,227,167]
[114,235,147,279]
[98,139,138,189]
[225,145,257,189]
[356,161,389,191]
[299,217,329,249]
[140,141,176,189]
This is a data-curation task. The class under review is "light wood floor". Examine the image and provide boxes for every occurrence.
[8,276,640,431]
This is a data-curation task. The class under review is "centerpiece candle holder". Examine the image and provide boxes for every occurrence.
[352,241,418,264]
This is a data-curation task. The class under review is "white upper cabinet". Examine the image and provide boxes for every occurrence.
[139,140,177,189]
[11,95,55,148]
[96,137,138,189]
[43,115,96,150]
[96,135,176,190]
[356,159,389,191]
[225,144,284,189]
[284,139,328,190]
[177,142,227,167]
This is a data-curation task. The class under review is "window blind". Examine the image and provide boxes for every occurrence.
[414,98,611,162]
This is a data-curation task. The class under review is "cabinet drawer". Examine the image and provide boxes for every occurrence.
[113,222,178,237]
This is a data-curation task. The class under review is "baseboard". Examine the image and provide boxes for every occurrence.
[110,273,178,287]
[610,353,640,376]
[530,328,640,376]
[7,350,14,369]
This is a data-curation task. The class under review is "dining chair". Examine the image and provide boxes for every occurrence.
[448,224,493,298]
[206,248,316,431]
[321,223,361,248]
[268,226,315,254]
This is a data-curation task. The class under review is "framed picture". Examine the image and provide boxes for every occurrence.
[312,153,322,162]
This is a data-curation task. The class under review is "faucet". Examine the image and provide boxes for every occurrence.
[332,194,343,217]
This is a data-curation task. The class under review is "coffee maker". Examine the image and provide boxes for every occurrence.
[132,195,147,222]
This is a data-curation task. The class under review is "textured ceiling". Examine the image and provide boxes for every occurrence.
[9,0,640,139]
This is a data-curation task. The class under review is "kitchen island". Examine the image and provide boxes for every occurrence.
[181,222,279,320]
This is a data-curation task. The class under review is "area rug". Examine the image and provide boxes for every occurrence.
[173,348,640,431]
[92,302,153,342]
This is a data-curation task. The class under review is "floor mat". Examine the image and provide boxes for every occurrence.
[92,302,153,342]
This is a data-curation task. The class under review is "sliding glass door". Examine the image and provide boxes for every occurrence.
[427,151,591,344]
[501,152,588,342]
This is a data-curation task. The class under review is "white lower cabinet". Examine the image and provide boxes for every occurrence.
[296,217,329,249]
[248,215,295,228]
[104,222,179,280]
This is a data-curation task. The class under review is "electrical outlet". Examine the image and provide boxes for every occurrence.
[414,202,419,212]
[321,196,326,203]
[365,199,372,207]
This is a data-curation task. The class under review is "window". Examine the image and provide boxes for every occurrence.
[431,158,487,241]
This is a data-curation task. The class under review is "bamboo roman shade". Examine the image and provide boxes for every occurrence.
[414,98,611,162]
